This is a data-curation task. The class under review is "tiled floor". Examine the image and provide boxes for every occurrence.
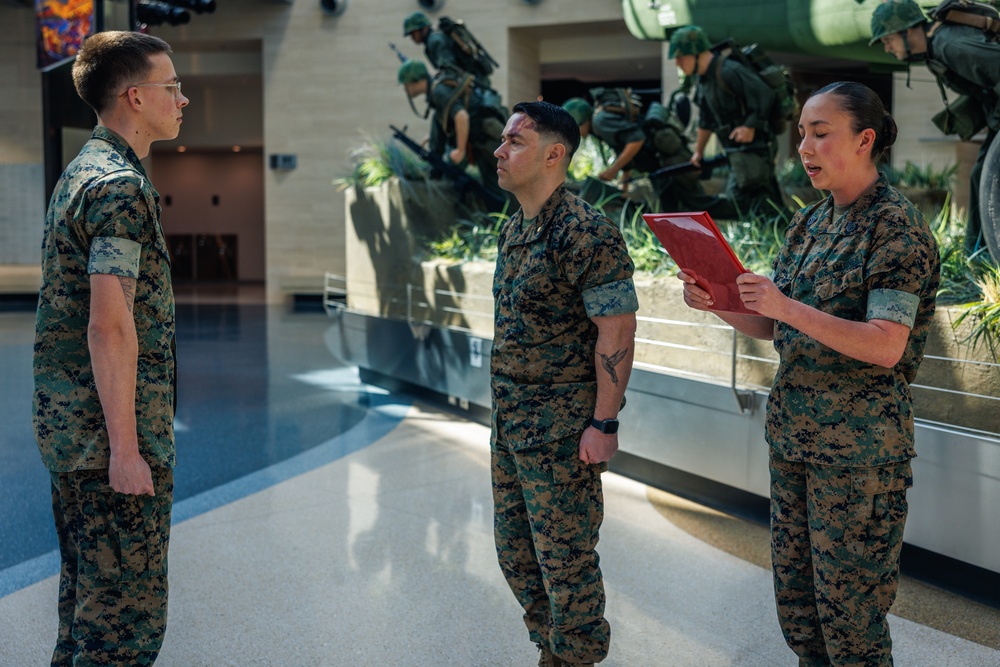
[1,297,998,666]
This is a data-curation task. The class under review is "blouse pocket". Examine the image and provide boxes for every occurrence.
[510,262,556,325]
[811,264,866,320]
[812,265,864,302]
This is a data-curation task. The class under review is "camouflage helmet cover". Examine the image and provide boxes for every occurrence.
[397,59,428,85]
[403,11,431,36]
[561,97,594,126]
[869,0,928,45]
[669,25,712,58]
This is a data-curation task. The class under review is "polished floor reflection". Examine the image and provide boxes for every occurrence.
[0,300,394,588]
[1,298,998,665]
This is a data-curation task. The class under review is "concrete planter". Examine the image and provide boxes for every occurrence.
[344,179,999,434]
[403,260,998,434]
[344,178,458,319]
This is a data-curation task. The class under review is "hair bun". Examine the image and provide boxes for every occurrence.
[882,113,898,149]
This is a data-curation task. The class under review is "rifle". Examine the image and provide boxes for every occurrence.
[644,153,729,181]
[389,125,506,211]
[388,42,408,63]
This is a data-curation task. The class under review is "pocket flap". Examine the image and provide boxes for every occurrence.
[813,266,863,301]
[852,461,912,495]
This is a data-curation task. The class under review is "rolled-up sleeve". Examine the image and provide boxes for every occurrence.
[867,288,919,327]
[88,237,142,277]
[83,171,152,278]
[583,277,639,318]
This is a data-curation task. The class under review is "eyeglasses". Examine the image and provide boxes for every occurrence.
[122,81,183,99]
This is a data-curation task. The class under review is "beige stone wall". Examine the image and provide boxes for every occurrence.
[343,178,458,319]
[344,179,999,433]
[1,0,986,297]
[141,0,639,302]
[1,4,43,164]
[0,4,45,275]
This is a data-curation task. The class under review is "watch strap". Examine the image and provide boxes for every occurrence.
[590,417,620,434]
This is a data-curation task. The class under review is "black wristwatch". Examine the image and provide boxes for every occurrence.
[590,417,620,434]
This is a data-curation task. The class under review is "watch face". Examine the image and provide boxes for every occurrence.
[592,418,620,434]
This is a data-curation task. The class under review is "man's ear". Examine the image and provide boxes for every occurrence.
[546,142,567,166]
[124,88,143,112]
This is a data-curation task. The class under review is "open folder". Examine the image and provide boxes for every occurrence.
[642,211,756,315]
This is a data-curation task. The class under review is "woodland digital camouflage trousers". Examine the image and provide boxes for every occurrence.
[770,455,911,667]
[492,432,610,664]
[50,467,173,667]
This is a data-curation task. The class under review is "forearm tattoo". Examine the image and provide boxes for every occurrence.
[599,348,628,385]
[117,276,137,313]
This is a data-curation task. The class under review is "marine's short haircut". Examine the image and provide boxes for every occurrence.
[511,100,582,161]
[72,30,173,116]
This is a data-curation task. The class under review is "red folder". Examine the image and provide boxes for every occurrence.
[642,211,755,315]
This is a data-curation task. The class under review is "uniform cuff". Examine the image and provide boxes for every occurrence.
[582,277,639,318]
[88,237,141,278]
[867,288,919,327]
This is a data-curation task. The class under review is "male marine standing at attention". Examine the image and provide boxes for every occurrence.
[33,30,186,665]
[490,101,638,667]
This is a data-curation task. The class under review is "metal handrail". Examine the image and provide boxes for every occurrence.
[322,273,347,317]
[731,329,754,413]
[336,277,999,433]
[923,353,1000,370]
[433,288,493,302]
[406,283,492,338]
[637,314,732,330]
[636,315,1000,432]
[910,383,1000,404]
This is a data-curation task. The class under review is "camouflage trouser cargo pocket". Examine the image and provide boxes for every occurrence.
[546,446,605,540]
[51,468,173,666]
[849,464,911,566]
[76,475,165,586]
[770,456,910,667]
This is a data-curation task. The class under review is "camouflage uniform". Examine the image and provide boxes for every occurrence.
[428,70,508,205]
[590,107,738,218]
[694,54,785,218]
[491,185,638,664]
[767,175,939,666]
[33,126,176,666]
[923,22,1000,255]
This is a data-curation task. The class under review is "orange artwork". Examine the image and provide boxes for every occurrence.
[36,0,94,69]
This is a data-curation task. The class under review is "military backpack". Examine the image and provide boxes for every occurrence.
[437,16,499,79]
[928,0,1000,38]
[589,87,644,122]
[641,100,690,137]
[710,39,799,136]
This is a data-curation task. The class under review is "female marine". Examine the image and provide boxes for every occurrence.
[680,81,939,666]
